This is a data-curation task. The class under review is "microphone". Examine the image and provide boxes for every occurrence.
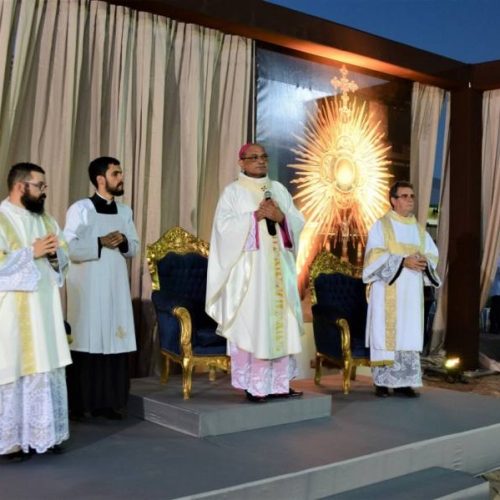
[264,190,276,236]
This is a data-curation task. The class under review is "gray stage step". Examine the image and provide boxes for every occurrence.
[324,467,489,500]
[128,376,332,437]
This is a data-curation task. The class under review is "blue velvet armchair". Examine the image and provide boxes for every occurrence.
[146,227,229,399]
[310,251,370,394]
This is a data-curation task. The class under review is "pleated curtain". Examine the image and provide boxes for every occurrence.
[429,98,450,354]
[409,82,449,354]
[410,82,447,225]
[0,0,252,374]
[480,90,500,309]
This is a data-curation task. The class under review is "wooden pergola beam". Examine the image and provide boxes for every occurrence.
[471,60,500,90]
[108,0,468,88]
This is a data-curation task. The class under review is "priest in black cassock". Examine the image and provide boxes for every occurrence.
[64,157,139,420]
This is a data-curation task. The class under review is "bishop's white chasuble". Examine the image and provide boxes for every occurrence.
[206,174,304,361]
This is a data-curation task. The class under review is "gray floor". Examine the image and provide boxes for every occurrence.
[324,467,489,500]
[2,376,500,499]
[481,333,500,359]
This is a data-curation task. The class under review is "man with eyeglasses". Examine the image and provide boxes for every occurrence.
[64,157,139,420]
[206,143,305,402]
[363,180,440,398]
[0,162,72,461]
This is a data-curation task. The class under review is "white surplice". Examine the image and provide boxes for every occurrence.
[0,199,71,453]
[64,198,139,354]
[0,247,40,291]
[206,174,304,362]
[363,211,440,367]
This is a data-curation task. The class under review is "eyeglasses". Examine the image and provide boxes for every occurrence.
[394,193,415,199]
[241,154,269,162]
[24,181,48,191]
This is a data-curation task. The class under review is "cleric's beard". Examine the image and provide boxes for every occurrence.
[106,181,124,197]
[21,192,46,214]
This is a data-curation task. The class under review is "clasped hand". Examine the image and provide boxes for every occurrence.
[33,233,59,259]
[255,199,284,224]
[100,231,125,249]
[403,253,427,272]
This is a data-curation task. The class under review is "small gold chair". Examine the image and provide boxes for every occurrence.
[146,226,230,399]
[309,251,370,394]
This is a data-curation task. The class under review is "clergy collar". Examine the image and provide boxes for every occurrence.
[237,172,271,194]
[90,192,118,214]
[389,210,417,225]
[95,191,115,204]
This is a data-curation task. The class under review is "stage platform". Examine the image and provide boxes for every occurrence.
[128,376,332,437]
[1,374,500,499]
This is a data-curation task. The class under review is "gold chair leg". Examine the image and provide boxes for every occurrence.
[208,364,216,382]
[160,355,170,384]
[350,366,357,381]
[314,354,322,385]
[182,360,194,400]
[343,358,352,394]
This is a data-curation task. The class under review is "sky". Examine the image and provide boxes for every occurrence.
[267,0,500,64]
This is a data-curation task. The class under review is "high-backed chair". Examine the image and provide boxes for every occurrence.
[310,251,370,394]
[146,226,229,399]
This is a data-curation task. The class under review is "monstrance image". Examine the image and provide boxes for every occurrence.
[289,65,392,286]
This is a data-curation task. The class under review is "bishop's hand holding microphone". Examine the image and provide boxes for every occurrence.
[264,190,276,235]
[256,190,284,236]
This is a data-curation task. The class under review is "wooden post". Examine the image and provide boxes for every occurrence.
[446,86,482,369]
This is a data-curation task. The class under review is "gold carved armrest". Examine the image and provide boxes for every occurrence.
[336,318,352,359]
[172,306,193,359]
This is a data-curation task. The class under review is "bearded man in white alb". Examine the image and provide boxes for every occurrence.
[206,143,304,403]
[363,180,440,398]
[0,162,71,461]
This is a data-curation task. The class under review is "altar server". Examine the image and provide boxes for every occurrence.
[65,157,139,419]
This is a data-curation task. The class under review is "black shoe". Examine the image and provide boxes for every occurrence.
[267,388,304,399]
[1,450,31,463]
[103,409,124,420]
[69,411,86,422]
[48,445,65,455]
[287,388,303,398]
[374,385,390,398]
[393,387,420,398]
[245,390,267,403]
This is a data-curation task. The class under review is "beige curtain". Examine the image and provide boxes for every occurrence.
[409,83,449,354]
[429,96,450,354]
[0,0,252,374]
[480,89,500,308]
[410,82,447,225]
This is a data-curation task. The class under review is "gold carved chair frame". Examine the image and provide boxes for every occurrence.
[146,226,230,399]
[310,251,369,394]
